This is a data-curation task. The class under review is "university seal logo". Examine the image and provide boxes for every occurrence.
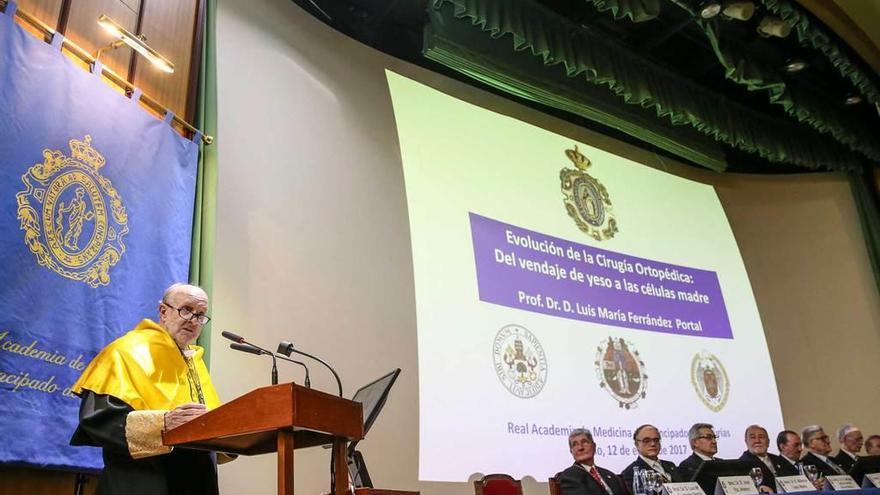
[560,145,618,241]
[595,336,647,409]
[691,351,729,412]
[492,324,548,399]
[16,136,129,287]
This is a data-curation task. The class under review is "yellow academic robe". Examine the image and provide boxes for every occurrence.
[72,319,220,411]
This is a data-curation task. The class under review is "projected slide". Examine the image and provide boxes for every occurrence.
[386,71,783,481]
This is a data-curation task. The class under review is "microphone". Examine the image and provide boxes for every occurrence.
[221,330,245,344]
[222,331,278,385]
[230,342,261,355]
[277,340,342,397]
[226,336,311,388]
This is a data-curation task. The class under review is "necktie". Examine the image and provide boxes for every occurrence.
[825,457,846,475]
[650,461,670,481]
[590,466,612,495]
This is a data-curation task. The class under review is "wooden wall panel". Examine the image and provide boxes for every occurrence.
[0,466,97,495]
[15,0,62,28]
[63,0,140,80]
[133,0,199,120]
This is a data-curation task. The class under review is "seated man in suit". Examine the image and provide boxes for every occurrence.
[675,423,721,482]
[833,424,863,472]
[801,425,848,477]
[739,425,786,492]
[866,435,880,456]
[620,424,677,492]
[559,428,627,495]
[775,430,803,476]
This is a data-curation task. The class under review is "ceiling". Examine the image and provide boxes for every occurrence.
[296,0,880,173]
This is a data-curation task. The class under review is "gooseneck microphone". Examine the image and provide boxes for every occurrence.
[277,340,342,397]
[275,354,311,388]
[222,331,278,385]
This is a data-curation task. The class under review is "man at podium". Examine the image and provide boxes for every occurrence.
[70,283,225,495]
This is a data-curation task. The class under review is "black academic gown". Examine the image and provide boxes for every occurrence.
[559,463,628,495]
[673,453,706,482]
[833,450,857,472]
[620,456,677,492]
[739,451,788,490]
[70,390,219,495]
[775,457,801,477]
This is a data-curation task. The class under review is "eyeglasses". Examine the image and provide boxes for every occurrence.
[636,437,661,445]
[162,302,211,325]
[697,434,718,441]
[811,435,830,443]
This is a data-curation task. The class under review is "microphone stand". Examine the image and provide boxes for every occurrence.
[277,340,342,397]
[229,342,277,385]
[275,353,311,388]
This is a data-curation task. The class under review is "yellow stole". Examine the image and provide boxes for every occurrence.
[72,319,221,411]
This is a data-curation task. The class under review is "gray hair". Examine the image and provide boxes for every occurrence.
[688,423,714,447]
[568,428,593,446]
[801,425,824,445]
[744,424,768,440]
[837,424,860,443]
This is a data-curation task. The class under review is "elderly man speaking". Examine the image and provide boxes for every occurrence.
[70,283,224,495]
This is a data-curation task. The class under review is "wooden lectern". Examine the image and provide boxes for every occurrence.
[163,383,364,495]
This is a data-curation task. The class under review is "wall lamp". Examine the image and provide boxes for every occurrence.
[96,14,174,73]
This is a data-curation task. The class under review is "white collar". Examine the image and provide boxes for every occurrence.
[811,451,829,462]
[841,450,858,460]
[696,452,714,461]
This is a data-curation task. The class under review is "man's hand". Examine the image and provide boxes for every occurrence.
[163,403,207,431]
[758,485,774,493]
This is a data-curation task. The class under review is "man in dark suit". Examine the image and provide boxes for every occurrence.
[739,425,787,492]
[775,430,803,477]
[801,425,848,478]
[866,435,880,456]
[559,428,627,495]
[674,423,721,482]
[620,424,677,493]
[833,424,863,472]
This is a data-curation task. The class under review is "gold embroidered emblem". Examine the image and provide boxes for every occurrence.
[560,145,618,240]
[691,350,730,412]
[16,136,128,287]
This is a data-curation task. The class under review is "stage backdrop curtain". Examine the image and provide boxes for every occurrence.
[850,169,880,298]
[192,0,218,364]
[0,3,200,470]
[666,0,880,163]
[425,0,866,172]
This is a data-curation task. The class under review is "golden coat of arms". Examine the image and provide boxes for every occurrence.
[691,351,730,412]
[560,145,618,240]
[595,336,647,409]
[16,136,129,287]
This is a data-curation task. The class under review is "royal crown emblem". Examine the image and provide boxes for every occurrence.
[16,136,129,287]
[691,350,729,412]
[493,324,548,399]
[560,145,618,241]
[595,336,647,409]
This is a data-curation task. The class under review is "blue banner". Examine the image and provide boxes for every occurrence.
[0,4,199,470]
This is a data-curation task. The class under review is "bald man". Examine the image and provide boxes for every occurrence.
[70,283,225,495]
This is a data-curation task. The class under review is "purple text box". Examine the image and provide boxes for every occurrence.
[470,213,732,339]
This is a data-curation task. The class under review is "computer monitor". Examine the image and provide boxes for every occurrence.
[347,368,402,488]
[691,459,758,495]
